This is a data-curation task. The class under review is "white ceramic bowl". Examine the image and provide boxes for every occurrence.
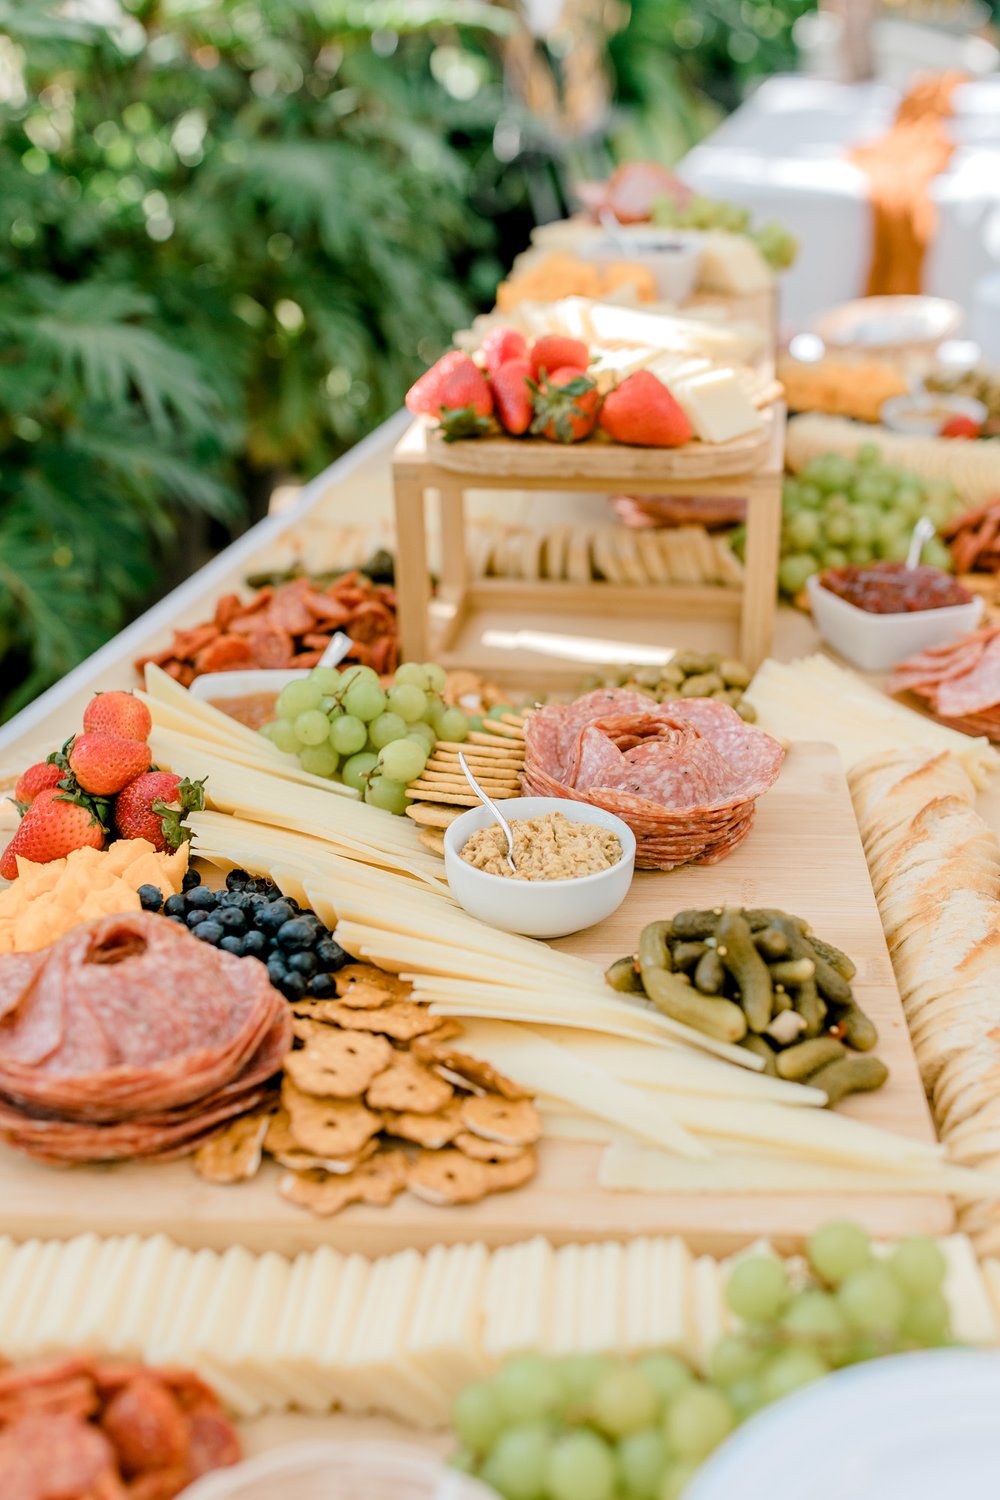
[811,295,963,354]
[578,231,703,303]
[444,795,636,939]
[806,573,983,672]
[881,391,988,436]
[187,668,309,703]
[181,1440,495,1500]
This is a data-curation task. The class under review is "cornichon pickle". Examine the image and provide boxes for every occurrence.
[680,672,724,697]
[637,921,747,1044]
[754,926,789,961]
[811,1054,889,1106]
[772,917,852,1007]
[775,1037,847,1082]
[769,957,816,987]
[745,909,807,933]
[719,658,752,689]
[808,934,857,982]
[831,999,878,1052]
[715,907,773,1032]
[741,1035,778,1074]
[694,948,726,995]
[605,956,642,993]
[670,909,721,941]
[735,700,757,723]
[673,650,714,675]
[789,977,827,1038]
[672,941,708,972]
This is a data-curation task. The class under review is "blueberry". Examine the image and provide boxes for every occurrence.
[182,869,202,891]
[315,937,346,970]
[219,935,245,957]
[226,869,251,891]
[287,950,317,977]
[163,894,186,918]
[277,918,315,952]
[308,974,338,999]
[266,957,287,988]
[243,931,267,958]
[218,891,253,910]
[196,920,224,946]
[281,972,307,1000]
[185,885,217,910]
[186,909,211,928]
[137,884,163,912]
[256,900,296,933]
[216,907,247,934]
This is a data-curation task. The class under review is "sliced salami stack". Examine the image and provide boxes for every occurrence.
[0,912,291,1164]
[523,689,785,870]
[888,625,1000,742]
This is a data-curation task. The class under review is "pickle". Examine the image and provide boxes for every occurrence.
[719,658,752,689]
[741,1035,778,1074]
[673,651,714,676]
[754,926,789,962]
[735,700,757,723]
[830,999,878,1052]
[772,917,852,1008]
[789,977,827,1038]
[745,909,807,933]
[808,935,857,982]
[769,958,816,987]
[672,941,708,972]
[775,1037,846,1082]
[716,907,773,1032]
[811,1054,889,1106]
[680,672,724,698]
[605,956,642,993]
[638,921,746,1044]
[693,948,726,996]
[670,909,721,941]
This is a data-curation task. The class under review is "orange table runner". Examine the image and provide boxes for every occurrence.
[850,72,966,296]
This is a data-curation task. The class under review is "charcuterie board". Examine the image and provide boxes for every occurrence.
[0,742,951,1255]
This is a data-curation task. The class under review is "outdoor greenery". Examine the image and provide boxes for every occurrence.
[0,0,816,721]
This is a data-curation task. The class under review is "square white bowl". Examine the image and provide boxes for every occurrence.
[806,574,983,673]
[444,796,636,939]
[187,668,309,703]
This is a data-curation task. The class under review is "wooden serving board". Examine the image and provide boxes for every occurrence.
[0,743,950,1255]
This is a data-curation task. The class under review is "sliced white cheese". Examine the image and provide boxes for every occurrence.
[109,1235,186,1357]
[2,1240,64,1359]
[691,1255,730,1371]
[483,1238,555,1360]
[146,1247,220,1365]
[697,230,773,295]
[343,1250,446,1426]
[671,368,764,444]
[622,1237,695,1359]
[940,1235,1000,1345]
[71,1236,142,1350]
[406,1243,492,1404]
[31,1233,103,1353]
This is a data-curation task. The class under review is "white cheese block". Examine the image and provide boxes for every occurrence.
[147,1247,220,1365]
[671,368,764,444]
[304,1250,369,1412]
[71,1236,142,1350]
[108,1235,185,1357]
[343,1250,445,1425]
[621,1237,695,1358]
[575,1243,625,1354]
[1,1240,64,1358]
[483,1238,555,1360]
[691,1255,731,1370]
[406,1242,492,1402]
[273,1248,345,1413]
[32,1234,103,1353]
[697,231,773,295]
[941,1236,1000,1344]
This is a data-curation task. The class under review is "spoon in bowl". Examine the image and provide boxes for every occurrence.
[458,750,517,874]
[906,516,936,571]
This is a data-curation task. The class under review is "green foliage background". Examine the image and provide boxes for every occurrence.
[0,0,809,721]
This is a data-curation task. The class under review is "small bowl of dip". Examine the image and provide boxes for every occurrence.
[444,797,636,939]
[880,391,987,437]
[807,563,982,672]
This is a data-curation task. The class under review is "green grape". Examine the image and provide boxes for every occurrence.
[330,714,368,756]
[848,545,873,566]
[849,506,875,547]
[294,708,333,747]
[853,474,888,508]
[780,1289,847,1342]
[664,1385,735,1460]
[657,1458,701,1500]
[889,1237,947,1297]
[423,662,448,693]
[893,485,924,521]
[264,719,300,755]
[636,1355,694,1405]
[618,1428,669,1499]
[452,1381,503,1454]
[706,1336,764,1388]
[798,483,822,509]
[813,456,855,495]
[590,1366,659,1437]
[386,683,428,723]
[308,666,342,694]
[821,547,849,570]
[807,1222,872,1286]
[276,679,322,719]
[837,1265,905,1333]
[368,711,408,750]
[364,775,409,815]
[321,696,341,716]
[825,492,850,515]
[786,511,822,550]
[558,1354,614,1409]
[339,664,379,689]
[449,1447,477,1474]
[407,721,437,751]
[482,1421,552,1500]
[467,713,485,733]
[496,1355,564,1422]
[438,707,470,743]
[299,745,339,778]
[394,662,430,688]
[546,1429,617,1500]
[726,1255,789,1322]
[778,554,816,597]
[379,739,427,784]
[423,692,445,725]
[856,441,881,467]
[341,751,378,792]
[487,703,515,720]
[759,1348,829,1404]
[899,1288,950,1345]
[725,1375,765,1417]
[342,679,387,722]
[823,513,854,546]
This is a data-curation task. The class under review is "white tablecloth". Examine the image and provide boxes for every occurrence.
[681,76,1000,333]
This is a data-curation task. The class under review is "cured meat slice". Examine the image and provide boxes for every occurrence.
[100,1376,188,1476]
[932,636,1000,719]
[0,1412,118,1499]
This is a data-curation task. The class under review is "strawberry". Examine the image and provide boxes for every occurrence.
[599,370,693,448]
[82,690,152,743]
[491,358,534,436]
[437,359,494,442]
[481,326,528,377]
[113,772,206,852]
[528,335,590,382]
[69,733,152,796]
[529,366,600,443]
[405,350,468,417]
[14,762,64,807]
[941,415,981,439]
[1,787,107,880]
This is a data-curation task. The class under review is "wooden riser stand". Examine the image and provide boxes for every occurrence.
[391,413,784,678]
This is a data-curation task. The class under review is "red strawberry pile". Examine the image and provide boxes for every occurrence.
[2,692,205,881]
[406,328,693,449]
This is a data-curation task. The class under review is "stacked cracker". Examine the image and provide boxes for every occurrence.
[195,962,540,1215]
[470,522,742,589]
[404,715,528,855]
[849,748,1000,1254]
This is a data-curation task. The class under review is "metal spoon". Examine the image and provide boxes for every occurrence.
[458,750,517,873]
[906,516,936,571]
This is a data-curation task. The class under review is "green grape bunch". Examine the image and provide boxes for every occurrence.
[260,660,471,814]
[450,1221,954,1500]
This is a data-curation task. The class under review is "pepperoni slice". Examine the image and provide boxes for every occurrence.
[100,1376,188,1476]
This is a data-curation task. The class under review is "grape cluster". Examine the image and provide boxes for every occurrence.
[651,195,798,270]
[450,1222,952,1500]
[731,444,963,599]
[260,662,473,815]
